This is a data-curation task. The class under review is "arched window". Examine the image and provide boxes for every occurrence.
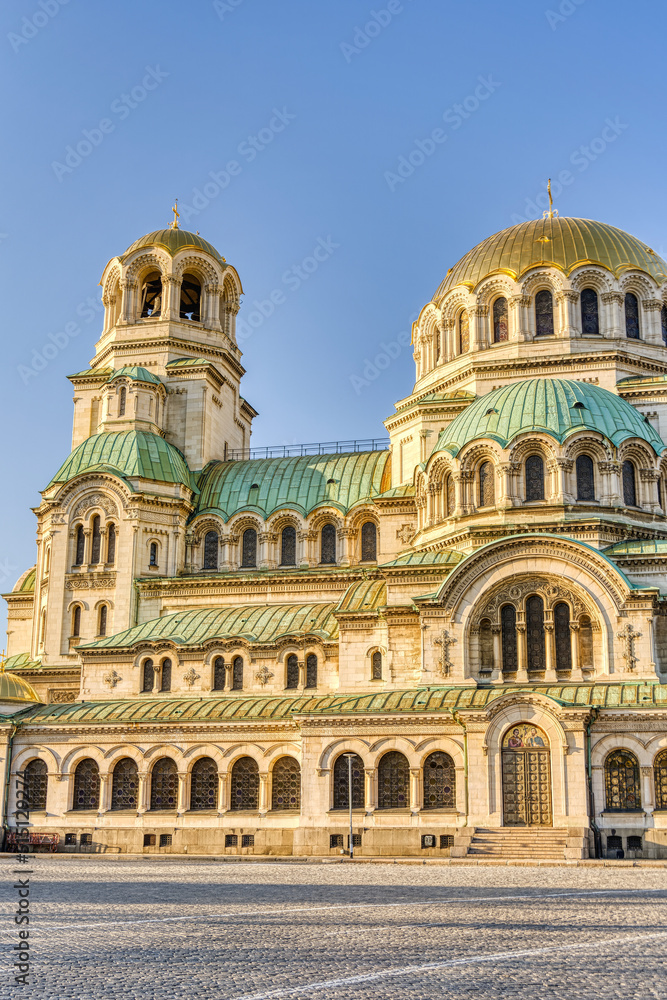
[493,296,508,343]
[142,659,154,693]
[149,542,158,568]
[232,656,243,690]
[241,528,257,568]
[91,516,101,563]
[179,273,201,321]
[140,271,162,318]
[423,751,455,809]
[371,650,382,679]
[622,460,637,507]
[97,604,107,637]
[525,454,545,501]
[24,759,48,811]
[150,758,178,810]
[360,521,377,562]
[160,658,171,692]
[230,756,259,810]
[535,289,554,336]
[580,288,600,335]
[554,602,572,673]
[305,653,317,688]
[576,455,595,501]
[286,653,299,689]
[625,292,640,339]
[118,385,127,416]
[110,757,138,810]
[280,525,296,566]
[106,523,116,564]
[271,757,301,810]
[72,758,100,811]
[478,461,495,507]
[377,751,409,809]
[332,753,364,810]
[654,749,667,810]
[213,656,225,690]
[479,618,494,673]
[75,525,85,566]
[458,310,470,354]
[190,757,218,811]
[579,614,593,672]
[445,474,455,516]
[320,523,336,564]
[526,595,545,672]
[605,749,641,811]
[662,305,667,347]
[203,531,218,570]
[501,605,517,673]
[71,604,82,637]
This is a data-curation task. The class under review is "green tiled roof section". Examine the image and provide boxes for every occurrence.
[108,366,162,385]
[123,228,226,264]
[16,681,667,726]
[46,432,193,490]
[196,451,390,520]
[14,567,36,593]
[604,539,667,556]
[166,357,212,368]
[336,579,387,612]
[434,378,665,457]
[395,390,475,412]
[380,549,465,568]
[79,603,339,650]
[374,483,415,499]
[617,375,667,387]
[433,217,667,302]
[68,367,114,380]
[3,653,41,671]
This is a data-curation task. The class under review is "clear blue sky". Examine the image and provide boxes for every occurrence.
[1,0,666,627]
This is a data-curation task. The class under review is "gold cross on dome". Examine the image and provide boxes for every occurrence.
[170,199,180,230]
[542,178,559,219]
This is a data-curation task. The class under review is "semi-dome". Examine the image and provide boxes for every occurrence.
[46,431,193,490]
[107,366,162,386]
[435,378,666,456]
[122,228,226,264]
[433,217,667,303]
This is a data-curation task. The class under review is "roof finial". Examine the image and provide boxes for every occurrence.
[543,178,559,219]
[170,199,180,230]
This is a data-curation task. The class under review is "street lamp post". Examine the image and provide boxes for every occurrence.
[343,753,355,859]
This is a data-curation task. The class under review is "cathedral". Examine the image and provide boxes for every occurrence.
[4,206,667,860]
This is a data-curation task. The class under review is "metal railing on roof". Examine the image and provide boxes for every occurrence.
[225,438,390,461]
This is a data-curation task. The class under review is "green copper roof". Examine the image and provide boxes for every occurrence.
[3,653,41,671]
[79,602,339,650]
[380,550,465,568]
[46,431,193,490]
[435,378,666,456]
[68,367,114,380]
[12,567,36,594]
[166,357,212,368]
[195,451,390,520]
[604,539,667,556]
[108,366,162,385]
[433,217,667,302]
[15,681,667,726]
[336,579,387,613]
[123,228,226,264]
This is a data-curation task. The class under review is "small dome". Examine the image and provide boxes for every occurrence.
[0,670,40,705]
[108,366,162,386]
[122,228,226,264]
[12,566,36,593]
[46,431,193,490]
[435,378,666,456]
[433,217,667,302]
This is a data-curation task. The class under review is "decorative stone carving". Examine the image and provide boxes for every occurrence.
[433,628,457,677]
[65,575,116,590]
[617,623,642,672]
[255,665,274,686]
[103,670,122,688]
[48,690,77,703]
[396,524,415,544]
[73,493,119,518]
[471,574,592,628]
[183,668,200,687]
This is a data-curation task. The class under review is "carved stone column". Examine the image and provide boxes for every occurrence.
[137,772,149,813]
[177,772,189,815]
[217,772,228,813]
[298,530,317,568]
[491,624,502,677]
[516,618,528,681]
[337,528,355,567]
[443,319,455,361]
[364,768,375,813]
[205,282,221,329]
[258,531,272,569]
[218,533,230,571]
[569,622,580,675]
[471,305,488,350]
[97,774,110,814]
[640,468,661,512]
[601,292,623,338]
[547,458,573,503]
[497,462,520,506]
[643,300,663,345]
[544,619,556,680]
[162,275,181,321]
[556,290,578,337]
[409,768,421,813]
[641,765,655,812]
[259,773,269,815]
[598,461,622,506]
[426,482,438,525]
[119,279,136,324]
[509,295,531,341]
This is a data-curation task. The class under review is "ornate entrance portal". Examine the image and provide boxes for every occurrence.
[501,724,552,826]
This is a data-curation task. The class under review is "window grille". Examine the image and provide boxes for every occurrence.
[501,605,517,673]
[371,650,382,680]
[535,289,554,336]
[75,525,85,565]
[271,757,301,811]
[111,757,138,810]
[149,542,158,567]
[580,288,600,334]
[423,751,456,809]
[72,758,100,811]
[625,292,640,339]
[330,834,344,848]
[213,656,225,691]
[80,833,92,845]
[421,835,436,848]
[493,296,508,342]
[118,385,126,416]
[72,605,81,637]
[232,656,243,690]
[64,833,76,846]
[607,835,623,851]
[23,759,48,810]
[576,454,595,501]
[98,605,107,637]
[242,834,254,847]
[106,524,116,563]
[143,834,156,847]
[347,834,362,847]
[305,653,317,688]
[320,524,336,564]
[159,834,172,847]
[190,757,218,810]
[280,526,296,566]
[605,750,641,811]
[554,602,572,673]
[150,758,178,810]
[622,461,637,507]
[286,654,299,689]
[440,834,455,849]
[160,659,171,692]
[142,659,154,693]
[91,516,101,563]
[526,594,545,672]
[225,834,238,847]
[478,461,495,507]
[627,835,642,851]
[458,310,470,353]
[654,749,667,809]
[332,753,364,809]
[241,528,257,568]
[377,751,409,809]
[230,756,259,811]
[360,521,377,561]
[525,454,545,501]
[204,531,218,570]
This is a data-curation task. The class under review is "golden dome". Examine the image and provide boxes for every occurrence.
[432,217,667,303]
[0,670,40,704]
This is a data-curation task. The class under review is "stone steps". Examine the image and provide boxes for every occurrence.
[466,827,568,860]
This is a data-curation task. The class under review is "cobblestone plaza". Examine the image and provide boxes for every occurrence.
[4,858,667,999]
